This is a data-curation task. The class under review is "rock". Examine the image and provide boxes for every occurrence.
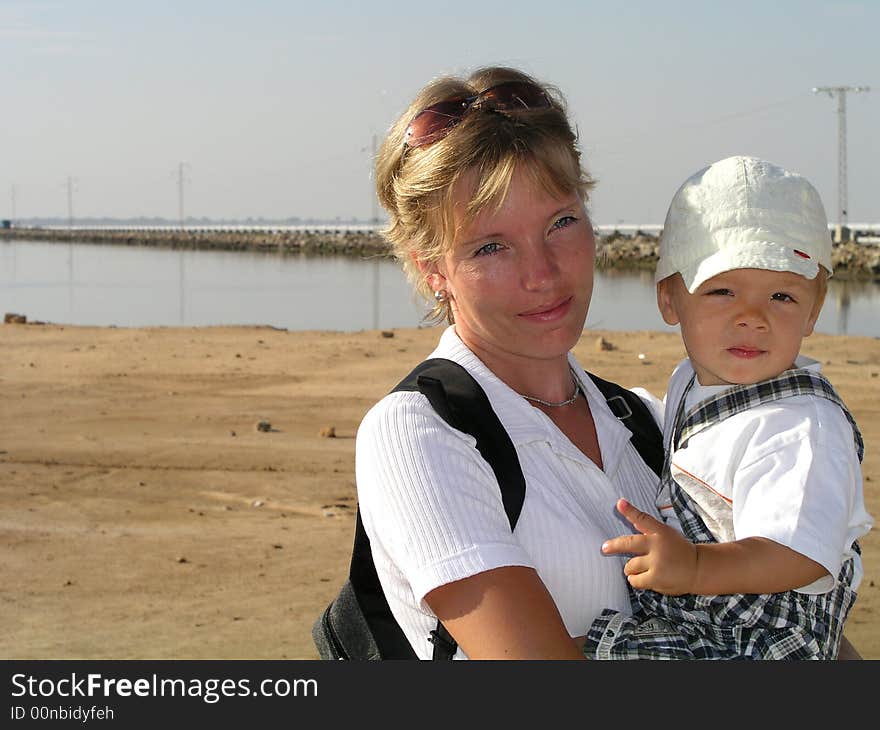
[176,556,188,564]
[256,420,272,432]
[4,313,26,324]
[251,499,264,507]
[595,336,615,351]
[380,330,395,338]
[318,425,337,438]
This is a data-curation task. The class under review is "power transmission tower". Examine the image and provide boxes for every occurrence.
[66,176,77,228]
[177,162,190,229]
[812,85,870,225]
[371,134,379,224]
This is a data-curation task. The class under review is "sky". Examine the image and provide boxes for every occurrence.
[1,0,878,225]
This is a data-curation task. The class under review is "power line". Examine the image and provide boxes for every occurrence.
[812,85,870,225]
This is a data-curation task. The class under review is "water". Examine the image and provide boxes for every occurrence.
[1,240,878,337]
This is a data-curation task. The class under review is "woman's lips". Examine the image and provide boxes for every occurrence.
[727,347,765,359]
[518,296,573,322]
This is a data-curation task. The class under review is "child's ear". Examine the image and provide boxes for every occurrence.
[656,275,681,326]
[803,272,828,337]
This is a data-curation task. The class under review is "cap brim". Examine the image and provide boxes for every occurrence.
[679,241,820,293]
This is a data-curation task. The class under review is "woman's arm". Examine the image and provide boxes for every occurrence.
[425,566,585,659]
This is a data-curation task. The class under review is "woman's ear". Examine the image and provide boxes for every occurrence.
[656,275,681,326]
[413,254,447,294]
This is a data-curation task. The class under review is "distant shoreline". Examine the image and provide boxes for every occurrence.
[2,226,879,278]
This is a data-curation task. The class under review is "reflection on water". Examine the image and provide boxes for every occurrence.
[1,240,878,337]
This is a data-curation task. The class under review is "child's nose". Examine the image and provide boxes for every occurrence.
[735,304,769,330]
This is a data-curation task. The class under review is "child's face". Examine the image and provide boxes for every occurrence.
[657,268,825,386]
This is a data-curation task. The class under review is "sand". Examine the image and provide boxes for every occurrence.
[2,323,878,659]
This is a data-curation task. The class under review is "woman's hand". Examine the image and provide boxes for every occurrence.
[424,566,585,659]
[601,498,699,595]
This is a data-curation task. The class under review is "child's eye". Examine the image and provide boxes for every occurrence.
[705,288,733,296]
[474,241,503,257]
[771,292,796,303]
[550,215,577,232]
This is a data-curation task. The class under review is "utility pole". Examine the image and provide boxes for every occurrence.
[177,162,189,229]
[812,85,870,225]
[66,176,75,228]
[10,184,16,223]
[371,134,379,225]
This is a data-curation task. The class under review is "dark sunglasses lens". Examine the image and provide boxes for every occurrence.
[480,82,550,110]
[403,83,550,149]
[405,98,470,147]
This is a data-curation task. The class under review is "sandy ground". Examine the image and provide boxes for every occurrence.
[2,323,878,660]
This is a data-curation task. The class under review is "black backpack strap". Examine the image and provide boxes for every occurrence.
[346,508,418,659]
[587,372,664,478]
[350,357,525,660]
[394,358,526,659]
[397,359,526,529]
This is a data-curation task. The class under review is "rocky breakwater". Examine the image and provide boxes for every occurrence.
[2,227,879,278]
[596,230,880,279]
[0,227,391,257]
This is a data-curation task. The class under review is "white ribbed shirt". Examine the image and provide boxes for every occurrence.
[355,326,661,659]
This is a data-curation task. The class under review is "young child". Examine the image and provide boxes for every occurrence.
[584,155,874,659]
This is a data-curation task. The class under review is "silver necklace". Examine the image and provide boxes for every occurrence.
[520,368,581,408]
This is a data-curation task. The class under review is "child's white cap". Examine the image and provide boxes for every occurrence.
[655,155,833,293]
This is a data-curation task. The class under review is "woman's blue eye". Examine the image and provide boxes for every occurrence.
[474,241,503,257]
[551,215,577,231]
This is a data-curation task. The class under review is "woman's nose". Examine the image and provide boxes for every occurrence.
[521,243,559,290]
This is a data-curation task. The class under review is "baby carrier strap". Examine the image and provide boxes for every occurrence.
[675,368,864,462]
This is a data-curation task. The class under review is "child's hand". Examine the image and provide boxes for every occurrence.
[601,498,699,596]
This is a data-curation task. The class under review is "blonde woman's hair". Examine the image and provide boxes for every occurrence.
[375,66,595,323]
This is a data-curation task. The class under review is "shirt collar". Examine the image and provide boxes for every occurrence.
[428,326,633,475]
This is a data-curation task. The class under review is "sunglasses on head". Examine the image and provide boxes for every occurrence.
[403,80,552,149]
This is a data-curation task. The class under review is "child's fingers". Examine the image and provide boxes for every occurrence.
[601,533,649,556]
[626,572,653,591]
[622,556,649,577]
[616,498,665,536]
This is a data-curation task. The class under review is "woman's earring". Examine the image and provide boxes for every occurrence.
[433,290,448,303]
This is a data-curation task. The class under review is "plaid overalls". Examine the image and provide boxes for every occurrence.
[584,368,864,660]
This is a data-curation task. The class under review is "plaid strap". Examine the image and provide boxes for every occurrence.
[676,368,864,462]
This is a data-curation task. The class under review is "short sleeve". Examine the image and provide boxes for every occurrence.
[731,400,864,592]
[355,391,534,607]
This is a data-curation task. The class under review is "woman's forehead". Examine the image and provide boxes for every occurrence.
[452,166,578,226]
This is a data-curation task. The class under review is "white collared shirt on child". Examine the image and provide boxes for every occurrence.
[654,356,873,595]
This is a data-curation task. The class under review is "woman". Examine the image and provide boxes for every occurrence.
[355,65,661,659]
